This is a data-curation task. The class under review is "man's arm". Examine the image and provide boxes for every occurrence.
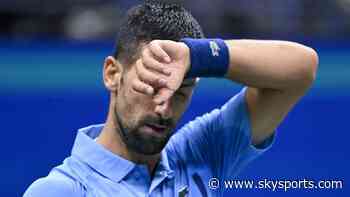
[224,40,318,144]
[136,39,318,145]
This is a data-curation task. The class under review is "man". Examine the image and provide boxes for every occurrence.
[24,0,318,196]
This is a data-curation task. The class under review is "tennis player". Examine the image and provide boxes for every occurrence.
[24,0,318,196]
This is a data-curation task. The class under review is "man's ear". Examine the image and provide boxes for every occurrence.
[103,56,123,92]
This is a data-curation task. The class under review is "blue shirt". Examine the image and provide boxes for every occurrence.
[24,88,275,197]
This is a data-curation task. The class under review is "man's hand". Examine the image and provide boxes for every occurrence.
[136,40,190,104]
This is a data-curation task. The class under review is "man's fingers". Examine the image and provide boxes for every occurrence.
[149,41,171,63]
[142,49,172,76]
[136,60,168,87]
[132,79,155,96]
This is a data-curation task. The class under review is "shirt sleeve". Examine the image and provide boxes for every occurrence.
[166,87,276,179]
[23,177,81,197]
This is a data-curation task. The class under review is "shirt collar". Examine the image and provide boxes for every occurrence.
[71,124,173,182]
[158,149,173,176]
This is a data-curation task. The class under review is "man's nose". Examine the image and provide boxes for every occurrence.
[154,99,173,120]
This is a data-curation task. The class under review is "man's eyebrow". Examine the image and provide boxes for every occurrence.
[180,81,196,88]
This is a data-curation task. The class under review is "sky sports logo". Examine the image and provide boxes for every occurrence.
[208,178,344,192]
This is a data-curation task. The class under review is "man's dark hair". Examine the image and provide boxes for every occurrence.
[114,0,205,66]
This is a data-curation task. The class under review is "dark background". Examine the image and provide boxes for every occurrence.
[0,0,349,196]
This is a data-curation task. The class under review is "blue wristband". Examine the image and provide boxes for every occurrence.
[181,38,230,78]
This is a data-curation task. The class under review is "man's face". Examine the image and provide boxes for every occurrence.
[113,61,196,155]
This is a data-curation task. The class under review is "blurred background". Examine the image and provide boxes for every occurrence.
[0,0,349,196]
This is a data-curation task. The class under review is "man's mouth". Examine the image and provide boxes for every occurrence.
[144,123,168,133]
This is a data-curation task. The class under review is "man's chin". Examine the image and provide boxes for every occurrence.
[125,129,171,155]
[133,139,168,155]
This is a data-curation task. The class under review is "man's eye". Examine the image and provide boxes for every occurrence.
[175,90,187,99]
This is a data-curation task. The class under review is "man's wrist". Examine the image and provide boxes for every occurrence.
[180,38,230,78]
[179,42,191,75]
